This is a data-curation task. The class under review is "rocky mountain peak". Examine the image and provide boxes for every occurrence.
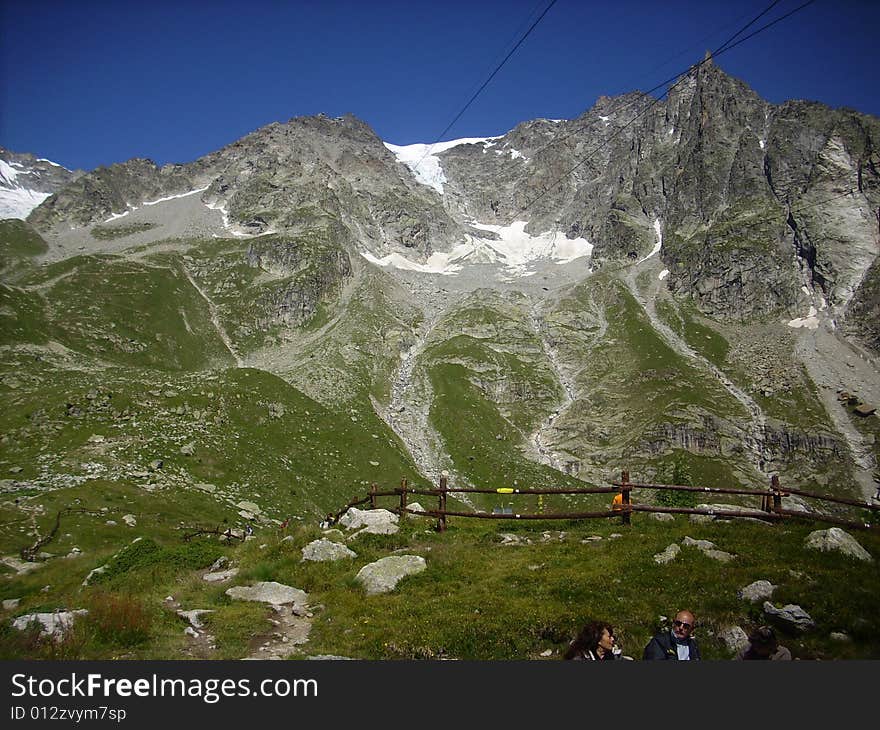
[0,147,82,220]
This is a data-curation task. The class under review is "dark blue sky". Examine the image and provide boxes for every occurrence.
[1,0,878,172]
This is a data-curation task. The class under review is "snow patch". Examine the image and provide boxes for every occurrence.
[0,160,23,185]
[359,220,592,277]
[384,136,503,193]
[787,306,820,330]
[103,207,134,223]
[0,187,52,220]
[205,198,275,239]
[659,269,669,280]
[142,186,209,207]
[37,158,67,169]
[636,219,663,263]
[101,186,209,224]
[205,199,230,228]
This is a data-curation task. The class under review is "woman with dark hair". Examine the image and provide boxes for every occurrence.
[735,625,792,660]
[563,621,618,660]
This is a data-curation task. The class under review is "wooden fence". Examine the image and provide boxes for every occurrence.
[330,472,880,533]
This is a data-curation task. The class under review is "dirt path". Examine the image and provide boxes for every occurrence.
[180,264,243,367]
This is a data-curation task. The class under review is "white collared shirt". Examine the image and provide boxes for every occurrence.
[676,640,690,660]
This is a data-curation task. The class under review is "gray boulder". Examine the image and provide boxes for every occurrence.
[203,568,239,583]
[763,602,816,632]
[719,625,750,653]
[681,536,735,562]
[355,555,427,595]
[301,539,357,562]
[226,581,309,612]
[338,507,399,535]
[12,610,88,638]
[737,580,777,603]
[805,528,872,562]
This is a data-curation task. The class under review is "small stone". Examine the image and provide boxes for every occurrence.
[654,544,681,564]
[540,649,553,657]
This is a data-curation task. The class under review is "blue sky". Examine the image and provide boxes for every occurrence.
[1,0,878,172]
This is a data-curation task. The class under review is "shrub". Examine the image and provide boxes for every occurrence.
[84,592,153,647]
[90,538,223,584]
[655,453,697,508]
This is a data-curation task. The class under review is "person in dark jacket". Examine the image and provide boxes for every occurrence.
[642,610,701,660]
[564,621,619,660]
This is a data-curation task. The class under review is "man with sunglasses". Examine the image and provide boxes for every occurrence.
[642,610,701,660]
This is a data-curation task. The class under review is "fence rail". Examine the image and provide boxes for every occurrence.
[330,471,879,533]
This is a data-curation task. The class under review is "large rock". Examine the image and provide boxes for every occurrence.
[738,580,777,603]
[763,602,816,632]
[355,555,427,595]
[681,536,735,562]
[203,568,238,583]
[805,528,872,562]
[338,508,399,535]
[301,539,357,562]
[226,581,309,612]
[719,625,750,653]
[12,610,88,638]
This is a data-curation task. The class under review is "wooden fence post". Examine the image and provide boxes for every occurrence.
[399,477,408,520]
[761,477,772,513]
[437,472,448,532]
[370,482,377,510]
[621,470,631,526]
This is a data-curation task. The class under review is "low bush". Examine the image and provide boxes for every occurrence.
[84,592,153,647]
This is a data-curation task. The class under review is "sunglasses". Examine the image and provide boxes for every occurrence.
[673,620,693,630]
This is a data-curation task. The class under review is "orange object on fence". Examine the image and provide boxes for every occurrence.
[612,493,624,511]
